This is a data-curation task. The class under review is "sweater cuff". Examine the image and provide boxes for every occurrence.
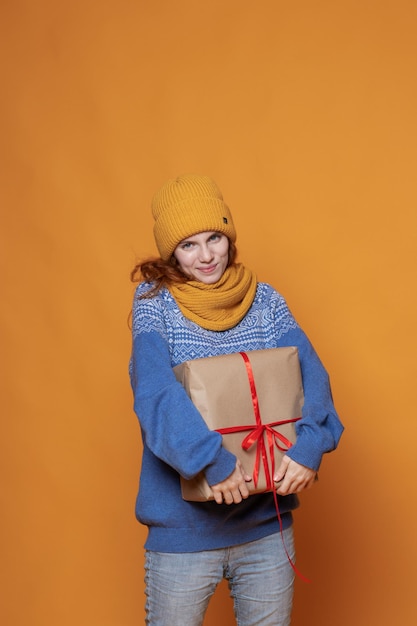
[204,447,237,486]
[285,437,323,472]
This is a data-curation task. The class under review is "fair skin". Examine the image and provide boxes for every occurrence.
[173,231,230,284]
[174,230,317,504]
[210,457,317,505]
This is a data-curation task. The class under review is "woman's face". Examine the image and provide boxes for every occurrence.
[174,231,230,284]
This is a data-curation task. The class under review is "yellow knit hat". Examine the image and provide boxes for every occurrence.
[152,174,237,260]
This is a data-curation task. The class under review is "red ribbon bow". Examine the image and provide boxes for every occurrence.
[216,351,300,491]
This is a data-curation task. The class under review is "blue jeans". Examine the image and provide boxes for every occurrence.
[144,528,295,626]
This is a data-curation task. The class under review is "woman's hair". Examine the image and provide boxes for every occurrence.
[131,240,238,298]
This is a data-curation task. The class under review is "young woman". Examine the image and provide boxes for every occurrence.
[129,174,343,626]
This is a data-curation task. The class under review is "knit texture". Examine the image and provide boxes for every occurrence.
[168,264,258,331]
[130,282,344,553]
[152,174,236,259]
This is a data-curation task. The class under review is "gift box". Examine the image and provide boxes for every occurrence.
[174,347,304,501]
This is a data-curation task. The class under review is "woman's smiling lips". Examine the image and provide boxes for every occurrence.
[197,265,218,273]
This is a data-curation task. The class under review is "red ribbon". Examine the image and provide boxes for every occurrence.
[216,419,298,491]
[216,351,310,583]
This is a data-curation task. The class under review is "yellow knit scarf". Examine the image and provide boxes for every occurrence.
[168,264,258,331]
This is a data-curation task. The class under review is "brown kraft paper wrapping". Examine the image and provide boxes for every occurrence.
[173,347,304,501]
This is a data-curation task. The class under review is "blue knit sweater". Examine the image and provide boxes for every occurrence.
[130,281,343,552]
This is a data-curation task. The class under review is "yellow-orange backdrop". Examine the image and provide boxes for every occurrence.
[1,1,416,625]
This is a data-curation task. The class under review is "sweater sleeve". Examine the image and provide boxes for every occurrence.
[271,293,344,471]
[130,288,237,485]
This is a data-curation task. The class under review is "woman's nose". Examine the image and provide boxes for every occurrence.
[199,244,214,262]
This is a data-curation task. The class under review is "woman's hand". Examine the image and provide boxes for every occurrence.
[211,460,252,504]
[274,456,317,496]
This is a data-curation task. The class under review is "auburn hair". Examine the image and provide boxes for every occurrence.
[131,240,238,298]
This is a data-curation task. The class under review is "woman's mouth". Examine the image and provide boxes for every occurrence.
[197,265,217,274]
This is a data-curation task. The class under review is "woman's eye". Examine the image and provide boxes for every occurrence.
[209,234,220,242]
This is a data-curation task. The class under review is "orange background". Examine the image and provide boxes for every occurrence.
[1,1,416,625]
